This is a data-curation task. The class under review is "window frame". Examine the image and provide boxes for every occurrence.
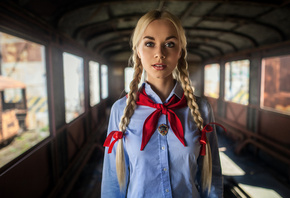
[204,63,220,99]
[0,30,51,170]
[101,64,109,99]
[224,59,250,106]
[89,60,101,107]
[62,51,85,123]
[260,54,290,116]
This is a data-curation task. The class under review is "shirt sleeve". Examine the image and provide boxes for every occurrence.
[196,99,223,198]
[101,99,129,198]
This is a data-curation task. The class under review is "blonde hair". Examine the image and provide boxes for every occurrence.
[115,10,212,193]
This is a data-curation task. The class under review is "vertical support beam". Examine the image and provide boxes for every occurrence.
[247,53,261,133]
[201,64,205,97]
[83,58,90,140]
[188,62,203,97]
[249,54,261,106]
[217,60,226,118]
[0,48,3,138]
[50,45,66,130]
[0,93,2,139]
[83,58,90,112]
[47,43,67,188]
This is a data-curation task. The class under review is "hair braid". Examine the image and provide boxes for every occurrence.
[177,50,212,192]
[113,9,213,194]
[177,51,204,130]
[116,53,143,190]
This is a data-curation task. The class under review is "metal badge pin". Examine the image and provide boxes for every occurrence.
[158,124,169,136]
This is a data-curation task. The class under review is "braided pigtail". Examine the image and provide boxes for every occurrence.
[116,52,143,190]
[177,50,212,192]
[177,50,203,130]
[114,9,214,193]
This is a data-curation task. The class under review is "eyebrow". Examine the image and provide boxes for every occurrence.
[143,36,178,40]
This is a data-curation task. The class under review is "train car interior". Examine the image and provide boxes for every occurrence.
[0,0,290,197]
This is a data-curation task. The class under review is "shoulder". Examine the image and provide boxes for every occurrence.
[112,95,127,109]
[110,96,127,117]
[195,96,212,122]
[195,96,210,109]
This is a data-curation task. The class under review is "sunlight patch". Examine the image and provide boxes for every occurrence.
[219,152,245,176]
[239,184,282,198]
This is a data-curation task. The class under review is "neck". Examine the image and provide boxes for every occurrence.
[147,77,175,102]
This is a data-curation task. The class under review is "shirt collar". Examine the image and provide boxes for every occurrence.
[143,81,184,104]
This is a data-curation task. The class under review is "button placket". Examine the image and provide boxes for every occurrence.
[158,114,172,198]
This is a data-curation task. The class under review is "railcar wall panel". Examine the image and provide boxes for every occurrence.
[55,128,68,177]
[225,102,247,127]
[90,105,99,132]
[0,142,52,198]
[206,97,218,114]
[67,117,86,162]
[0,4,108,198]
[259,111,290,146]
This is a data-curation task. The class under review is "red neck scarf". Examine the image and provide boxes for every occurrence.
[103,87,225,155]
[136,87,187,150]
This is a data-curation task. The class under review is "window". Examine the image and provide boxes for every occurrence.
[261,55,290,115]
[0,32,49,168]
[124,67,146,93]
[101,64,108,99]
[4,88,22,103]
[225,60,249,105]
[124,67,134,93]
[63,52,84,123]
[89,61,100,106]
[204,63,220,98]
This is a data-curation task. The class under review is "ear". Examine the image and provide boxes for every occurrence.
[137,48,141,59]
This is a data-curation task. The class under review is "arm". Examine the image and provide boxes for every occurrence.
[197,99,223,198]
[101,100,129,198]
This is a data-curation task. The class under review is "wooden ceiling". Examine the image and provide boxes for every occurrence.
[4,0,290,62]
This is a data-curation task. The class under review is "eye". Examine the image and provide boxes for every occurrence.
[145,42,155,47]
[165,42,175,48]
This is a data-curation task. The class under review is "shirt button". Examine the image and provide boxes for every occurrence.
[161,146,165,150]
[165,189,169,192]
[163,168,167,171]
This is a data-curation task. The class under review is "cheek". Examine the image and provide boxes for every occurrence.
[137,46,144,58]
[139,48,152,61]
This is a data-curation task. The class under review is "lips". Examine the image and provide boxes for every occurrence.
[152,63,167,70]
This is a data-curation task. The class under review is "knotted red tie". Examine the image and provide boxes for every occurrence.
[136,88,187,150]
[103,131,124,153]
[200,122,226,156]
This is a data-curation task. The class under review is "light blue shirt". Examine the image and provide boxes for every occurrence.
[101,82,223,198]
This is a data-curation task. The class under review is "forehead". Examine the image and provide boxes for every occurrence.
[143,19,178,39]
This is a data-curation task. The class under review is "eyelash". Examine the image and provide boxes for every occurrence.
[165,42,175,48]
[145,42,154,47]
[145,42,175,48]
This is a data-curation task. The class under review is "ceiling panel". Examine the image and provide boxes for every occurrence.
[4,0,290,63]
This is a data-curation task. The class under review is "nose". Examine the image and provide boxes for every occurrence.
[154,46,165,59]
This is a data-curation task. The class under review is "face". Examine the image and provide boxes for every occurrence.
[137,19,182,83]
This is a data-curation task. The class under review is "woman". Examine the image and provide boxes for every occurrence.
[101,10,223,198]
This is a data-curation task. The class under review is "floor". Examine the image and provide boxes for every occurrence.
[218,132,290,198]
[67,145,103,198]
[67,132,290,198]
